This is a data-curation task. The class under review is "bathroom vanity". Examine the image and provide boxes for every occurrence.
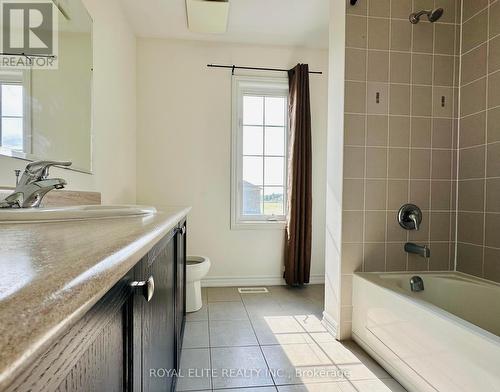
[0,206,189,392]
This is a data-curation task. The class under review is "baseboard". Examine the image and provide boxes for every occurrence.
[322,310,339,339]
[201,274,325,287]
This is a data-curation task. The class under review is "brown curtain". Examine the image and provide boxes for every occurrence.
[284,63,313,286]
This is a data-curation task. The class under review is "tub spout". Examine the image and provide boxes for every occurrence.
[405,242,430,258]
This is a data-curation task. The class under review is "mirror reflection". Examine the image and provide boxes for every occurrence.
[0,0,92,172]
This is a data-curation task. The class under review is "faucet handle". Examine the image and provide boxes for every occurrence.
[25,160,72,180]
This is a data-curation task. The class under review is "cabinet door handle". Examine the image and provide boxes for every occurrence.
[177,226,186,235]
[130,276,155,302]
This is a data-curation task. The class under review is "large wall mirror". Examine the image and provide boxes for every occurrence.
[0,0,92,173]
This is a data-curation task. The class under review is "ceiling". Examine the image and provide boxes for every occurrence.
[120,0,329,49]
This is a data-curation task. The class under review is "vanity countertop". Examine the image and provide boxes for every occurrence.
[0,206,190,390]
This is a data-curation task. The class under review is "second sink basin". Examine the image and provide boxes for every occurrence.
[0,205,157,222]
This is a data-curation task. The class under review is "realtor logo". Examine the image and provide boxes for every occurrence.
[1,0,58,68]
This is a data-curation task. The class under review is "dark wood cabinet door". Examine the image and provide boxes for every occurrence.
[136,232,177,392]
[7,271,134,392]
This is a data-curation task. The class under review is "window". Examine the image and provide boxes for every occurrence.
[0,71,31,153]
[231,76,289,229]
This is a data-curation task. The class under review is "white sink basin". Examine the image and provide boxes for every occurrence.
[0,205,157,222]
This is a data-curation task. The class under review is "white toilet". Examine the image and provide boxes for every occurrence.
[186,256,211,312]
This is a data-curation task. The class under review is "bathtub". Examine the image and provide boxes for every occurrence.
[352,272,500,392]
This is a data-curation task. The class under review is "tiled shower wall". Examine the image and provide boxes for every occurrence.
[456,0,500,283]
[342,0,460,279]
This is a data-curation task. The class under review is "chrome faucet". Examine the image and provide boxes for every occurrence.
[405,242,431,258]
[0,160,72,208]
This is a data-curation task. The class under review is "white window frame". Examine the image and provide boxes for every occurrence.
[231,75,289,230]
[0,70,32,154]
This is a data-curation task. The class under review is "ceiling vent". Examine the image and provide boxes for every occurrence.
[186,0,230,33]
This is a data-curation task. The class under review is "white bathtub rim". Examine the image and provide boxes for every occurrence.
[353,271,500,346]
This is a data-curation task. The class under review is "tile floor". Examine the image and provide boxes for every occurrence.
[177,285,406,392]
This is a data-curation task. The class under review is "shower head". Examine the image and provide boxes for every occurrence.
[409,8,444,24]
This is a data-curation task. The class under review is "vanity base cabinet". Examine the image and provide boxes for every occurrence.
[6,220,187,392]
[6,271,134,392]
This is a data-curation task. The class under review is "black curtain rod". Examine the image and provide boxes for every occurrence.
[207,64,323,75]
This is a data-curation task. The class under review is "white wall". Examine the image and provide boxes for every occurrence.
[136,38,328,285]
[324,0,346,338]
[0,0,137,204]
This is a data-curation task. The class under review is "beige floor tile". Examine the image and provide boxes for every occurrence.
[207,287,242,302]
[183,321,209,349]
[209,320,258,347]
[211,346,273,389]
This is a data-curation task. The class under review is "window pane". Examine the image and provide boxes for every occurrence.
[264,157,284,186]
[2,84,23,117]
[265,96,285,126]
[2,117,23,150]
[243,184,263,215]
[264,187,284,216]
[265,126,285,156]
[243,156,263,186]
[243,96,263,125]
[243,126,263,155]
